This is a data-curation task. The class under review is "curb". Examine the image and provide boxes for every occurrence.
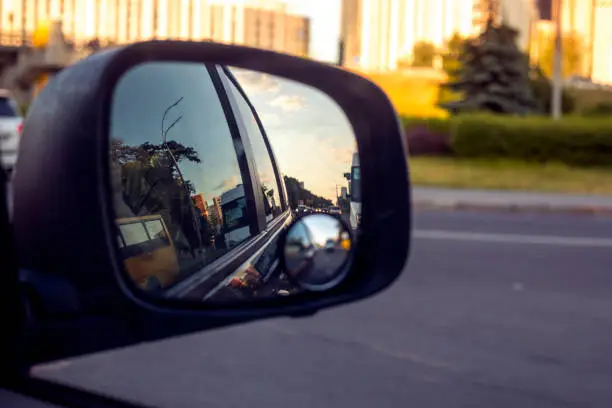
[413,200,612,217]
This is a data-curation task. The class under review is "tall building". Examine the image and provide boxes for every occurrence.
[555,0,595,77]
[471,0,539,51]
[0,0,309,57]
[340,0,362,68]
[344,0,537,72]
[531,0,608,83]
[209,196,223,232]
[355,0,476,72]
[207,0,309,56]
[192,193,209,219]
[592,0,612,84]
[529,19,556,65]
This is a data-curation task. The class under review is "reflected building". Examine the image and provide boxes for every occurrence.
[192,193,209,219]
[209,196,223,232]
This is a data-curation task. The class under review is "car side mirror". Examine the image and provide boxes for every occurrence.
[12,41,411,365]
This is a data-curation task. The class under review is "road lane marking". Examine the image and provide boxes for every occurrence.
[414,229,612,248]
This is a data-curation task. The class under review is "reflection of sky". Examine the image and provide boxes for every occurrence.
[230,67,356,201]
[111,62,243,203]
[302,215,342,246]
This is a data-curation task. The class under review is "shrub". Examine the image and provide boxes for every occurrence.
[581,101,612,117]
[403,117,452,156]
[451,114,612,166]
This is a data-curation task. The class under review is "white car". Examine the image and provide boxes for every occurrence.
[328,206,342,216]
[0,89,23,175]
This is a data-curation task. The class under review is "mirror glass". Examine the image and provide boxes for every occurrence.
[284,214,352,291]
[109,61,359,304]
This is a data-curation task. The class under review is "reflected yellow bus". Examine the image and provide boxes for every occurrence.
[116,214,180,291]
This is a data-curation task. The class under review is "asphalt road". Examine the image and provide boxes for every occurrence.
[301,248,349,284]
[33,209,612,408]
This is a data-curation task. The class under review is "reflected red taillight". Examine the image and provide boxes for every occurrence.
[17,122,22,135]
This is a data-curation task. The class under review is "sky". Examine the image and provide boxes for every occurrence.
[231,67,357,201]
[111,61,356,205]
[284,0,342,63]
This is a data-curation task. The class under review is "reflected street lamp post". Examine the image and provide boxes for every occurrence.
[161,96,186,186]
[160,97,203,256]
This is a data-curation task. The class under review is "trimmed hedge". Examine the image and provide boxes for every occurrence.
[402,117,452,156]
[451,115,612,167]
[403,114,612,167]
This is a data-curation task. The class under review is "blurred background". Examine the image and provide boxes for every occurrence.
[10,1,612,407]
[3,0,612,196]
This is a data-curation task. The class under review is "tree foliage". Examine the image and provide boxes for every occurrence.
[529,66,576,114]
[438,33,465,105]
[411,41,437,68]
[539,32,583,79]
[283,176,333,209]
[441,21,537,115]
[111,139,204,251]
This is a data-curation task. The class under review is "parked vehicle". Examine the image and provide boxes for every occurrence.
[348,153,361,230]
[220,184,251,249]
[328,206,342,216]
[116,214,180,291]
[0,89,23,175]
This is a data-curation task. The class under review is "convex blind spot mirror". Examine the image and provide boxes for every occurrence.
[283,213,353,292]
[110,61,360,304]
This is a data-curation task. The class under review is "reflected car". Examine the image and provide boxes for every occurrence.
[328,206,341,216]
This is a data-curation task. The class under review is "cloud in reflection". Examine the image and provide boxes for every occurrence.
[259,112,281,127]
[231,66,356,201]
[213,174,240,192]
[231,69,280,95]
[269,95,306,112]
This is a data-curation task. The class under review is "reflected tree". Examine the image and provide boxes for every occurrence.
[283,176,333,209]
[111,138,203,256]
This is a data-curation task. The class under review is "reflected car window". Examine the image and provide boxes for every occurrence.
[120,222,149,246]
[110,62,254,291]
[286,220,312,249]
[351,166,361,202]
[223,196,248,231]
[144,220,168,242]
[0,97,18,117]
[221,68,283,222]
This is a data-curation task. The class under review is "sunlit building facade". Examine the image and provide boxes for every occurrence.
[0,0,309,56]
[471,0,539,51]
[559,0,595,77]
[353,0,475,71]
[592,0,612,83]
[343,0,537,72]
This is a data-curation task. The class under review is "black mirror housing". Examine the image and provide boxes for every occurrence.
[12,41,411,366]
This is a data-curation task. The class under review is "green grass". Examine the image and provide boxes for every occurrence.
[410,157,612,195]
